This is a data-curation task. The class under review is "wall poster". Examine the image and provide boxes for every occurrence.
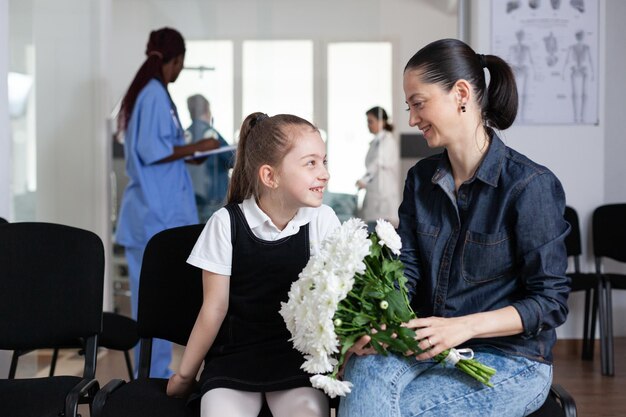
[491,0,599,125]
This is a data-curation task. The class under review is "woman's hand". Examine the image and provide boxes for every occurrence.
[166,373,196,398]
[404,316,473,361]
[355,180,367,190]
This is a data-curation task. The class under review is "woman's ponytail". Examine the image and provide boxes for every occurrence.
[404,39,519,131]
[482,55,518,130]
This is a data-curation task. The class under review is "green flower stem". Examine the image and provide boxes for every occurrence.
[336,305,373,318]
[335,326,367,333]
[432,350,496,387]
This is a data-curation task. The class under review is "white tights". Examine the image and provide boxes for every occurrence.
[200,387,329,417]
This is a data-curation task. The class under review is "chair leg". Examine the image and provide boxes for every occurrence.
[50,347,59,377]
[8,351,20,379]
[605,279,614,376]
[582,288,592,360]
[598,277,614,376]
[597,277,608,375]
[124,350,135,380]
[588,286,599,360]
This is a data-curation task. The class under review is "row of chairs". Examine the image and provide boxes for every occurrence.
[0,220,576,416]
[565,204,626,376]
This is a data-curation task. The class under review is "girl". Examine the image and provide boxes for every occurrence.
[116,27,219,378]
[341,39,570,416]
[167,112,340,417]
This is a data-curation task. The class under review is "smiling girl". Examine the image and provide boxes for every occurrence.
[167,113,340,417]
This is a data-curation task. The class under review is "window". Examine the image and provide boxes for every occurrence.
[327,42,392,194]
[242,40,314,123]
[169,40,234,143]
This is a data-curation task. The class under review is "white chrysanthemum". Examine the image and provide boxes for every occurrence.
[310,375,353,398]
[281,217,373,384]
[301,353,338,374]
[375,219,402,255]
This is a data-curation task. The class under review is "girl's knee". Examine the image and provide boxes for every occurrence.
[266,387,328,417]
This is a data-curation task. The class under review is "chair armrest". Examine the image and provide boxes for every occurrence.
[92,379,127,417]
[64,378,100,417]
[550,384,577,417]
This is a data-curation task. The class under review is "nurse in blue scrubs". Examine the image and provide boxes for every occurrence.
[116,27,219,378]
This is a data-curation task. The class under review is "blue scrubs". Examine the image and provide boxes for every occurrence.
[116,78,198,378]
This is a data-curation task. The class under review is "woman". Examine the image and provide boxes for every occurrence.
[340,39,570,416]
[356,106,400,227]
[116,27,219,378]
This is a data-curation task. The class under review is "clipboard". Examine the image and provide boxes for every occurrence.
[185,145,236,160]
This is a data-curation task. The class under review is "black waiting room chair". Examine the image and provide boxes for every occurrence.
[563,206,600,360]
[3,217,139,382]
[528,384,577,417]
[0,222,104,417]
[92,224,206,417]
[9,312,138,382]
[592,203,626,376]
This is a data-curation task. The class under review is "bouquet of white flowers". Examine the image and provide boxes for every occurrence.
[280,218,496,398]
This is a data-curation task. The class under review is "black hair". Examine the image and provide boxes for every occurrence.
[404,38,518,130]
[118,27,186,133]
[366,106,394,132]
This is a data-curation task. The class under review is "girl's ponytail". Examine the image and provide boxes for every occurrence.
[227,112,317,205]
[227,112,265,204]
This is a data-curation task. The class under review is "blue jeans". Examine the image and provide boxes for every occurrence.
[126,246,173,378]
[339,348,552,417]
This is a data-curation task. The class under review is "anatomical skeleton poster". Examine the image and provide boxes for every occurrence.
[491,0,599,125]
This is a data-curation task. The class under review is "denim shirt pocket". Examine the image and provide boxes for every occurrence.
[415,222,440,266]
[462,229,514,283]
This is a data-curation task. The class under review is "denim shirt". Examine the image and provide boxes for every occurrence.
[397,131,570,363]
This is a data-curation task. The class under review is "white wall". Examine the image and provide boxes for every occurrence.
[604,1,626,203]
[600,0,626,337]
[0,0,13,379]
[12,0,113,308]
[1,0,10,220]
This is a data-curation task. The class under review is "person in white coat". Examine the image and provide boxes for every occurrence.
[356,106,400,228]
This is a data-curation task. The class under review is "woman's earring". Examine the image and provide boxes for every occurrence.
[461,103,467,113]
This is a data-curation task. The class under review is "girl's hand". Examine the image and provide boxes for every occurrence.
[166,373,196,398]
[349,334,378,356]
[404,316,473,361]
[338,333,378,378]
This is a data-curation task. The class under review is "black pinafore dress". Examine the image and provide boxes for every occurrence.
[197,203,311,395]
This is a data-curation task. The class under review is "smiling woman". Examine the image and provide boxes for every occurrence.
[340,38,570,417]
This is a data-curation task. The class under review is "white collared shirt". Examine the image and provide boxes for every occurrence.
[187,198,340,276]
